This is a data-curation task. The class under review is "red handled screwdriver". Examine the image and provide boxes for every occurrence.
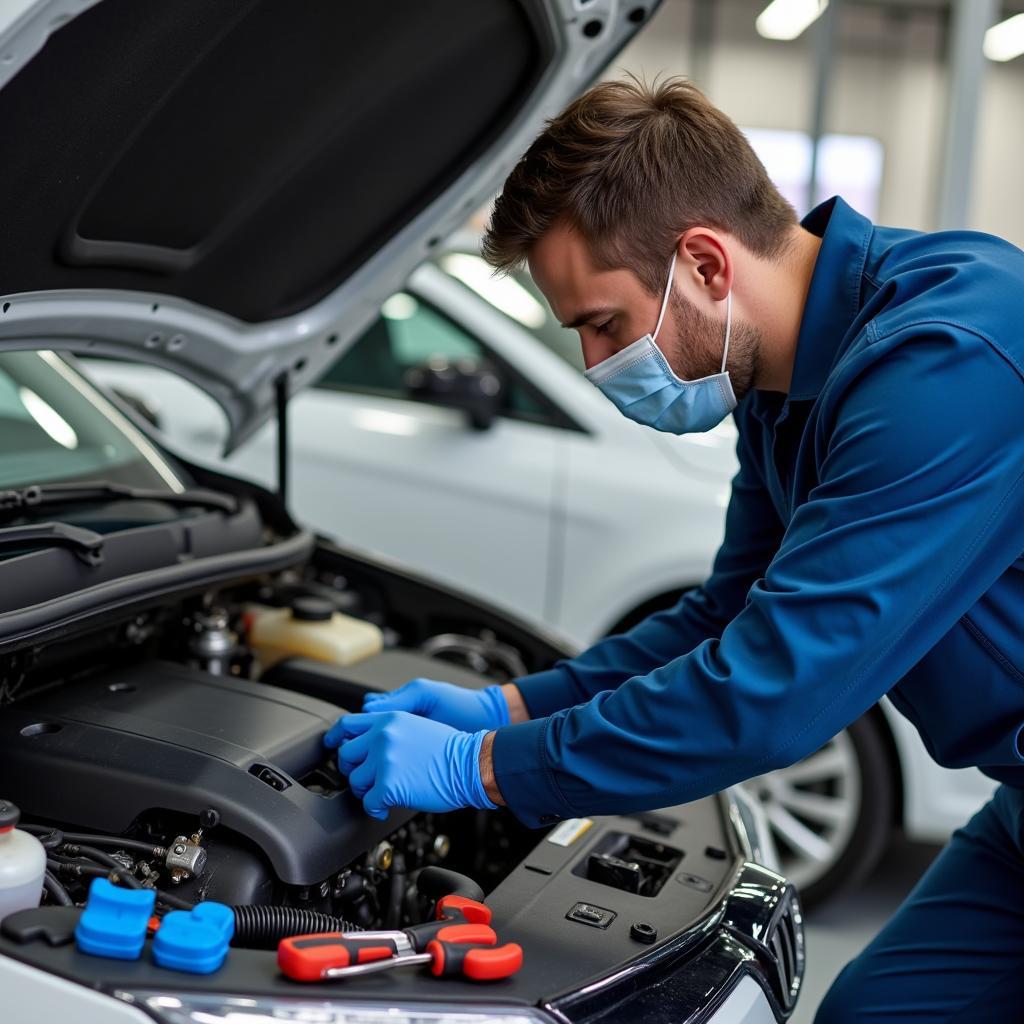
[278,922,497,982]
[278,932,406,982]
[318,933,523,982]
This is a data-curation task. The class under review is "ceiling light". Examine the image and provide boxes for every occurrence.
[984,13,1024,62]
[756,0,828,41]
[440,252,547,329]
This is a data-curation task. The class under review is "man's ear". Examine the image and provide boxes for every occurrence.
[677,228,731,301]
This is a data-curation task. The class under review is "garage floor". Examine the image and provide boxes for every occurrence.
[792,837,942,1024]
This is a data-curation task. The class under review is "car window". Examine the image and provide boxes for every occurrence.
[317,292,552,421]
[436,251,586,373]
[0,350,182,490]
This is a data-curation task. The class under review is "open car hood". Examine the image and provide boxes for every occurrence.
[0,0,658,452]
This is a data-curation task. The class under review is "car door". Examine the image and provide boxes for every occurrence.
[230,290,562,622]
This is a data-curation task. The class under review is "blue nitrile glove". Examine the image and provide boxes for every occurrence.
[324,712,497,821]
[361,679,509,733]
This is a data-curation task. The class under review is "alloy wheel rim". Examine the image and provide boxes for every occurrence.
[736,730,861,893]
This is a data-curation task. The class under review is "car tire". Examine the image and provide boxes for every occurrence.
[738,713,895,909]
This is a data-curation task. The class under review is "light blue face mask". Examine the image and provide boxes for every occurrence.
[584,252,738,434]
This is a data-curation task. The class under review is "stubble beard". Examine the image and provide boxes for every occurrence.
[661,291,761,401]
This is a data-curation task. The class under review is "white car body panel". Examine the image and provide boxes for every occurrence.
[3,955,151,1024]
[262,391,562,623]
[878,698,998,841]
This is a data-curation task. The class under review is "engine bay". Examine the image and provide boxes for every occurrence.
[0,556,562,933]
[0,551,797,1013]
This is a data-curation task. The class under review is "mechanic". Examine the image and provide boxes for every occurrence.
[325,78,1024,1021]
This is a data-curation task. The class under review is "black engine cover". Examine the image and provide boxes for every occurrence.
[0,660,414,884]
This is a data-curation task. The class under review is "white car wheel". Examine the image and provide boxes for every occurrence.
[737,714,894,907]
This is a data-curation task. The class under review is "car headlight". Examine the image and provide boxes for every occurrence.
[116,992,554,1024]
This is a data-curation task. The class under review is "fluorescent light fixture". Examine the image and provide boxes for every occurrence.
[756,0,828,41]
[984,13,1024,62]
[440,252,547,329]
[19,386,78,449]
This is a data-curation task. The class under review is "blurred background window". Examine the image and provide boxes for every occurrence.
[743,128,885,219]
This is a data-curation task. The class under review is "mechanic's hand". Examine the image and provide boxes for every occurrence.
[361,678,509,732]
[324,711,497,820]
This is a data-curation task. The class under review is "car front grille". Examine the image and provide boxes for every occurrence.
[764,885,805,1012]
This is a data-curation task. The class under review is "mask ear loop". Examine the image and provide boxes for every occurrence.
[651,251,677,342]
[720,291,732,374]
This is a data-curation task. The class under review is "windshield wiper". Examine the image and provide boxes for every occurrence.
[0,521,104,566]
[0,482,238,521]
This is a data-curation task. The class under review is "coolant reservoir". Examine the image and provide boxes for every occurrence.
[246,597,383,671]
[0,800,46,923]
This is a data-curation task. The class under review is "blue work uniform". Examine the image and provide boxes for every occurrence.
[493,197,1024,1022]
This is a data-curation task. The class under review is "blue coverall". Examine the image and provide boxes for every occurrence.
[493,197,1024,1021]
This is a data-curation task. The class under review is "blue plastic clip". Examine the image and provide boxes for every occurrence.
[75,878,156,960]
[152,901,234,974]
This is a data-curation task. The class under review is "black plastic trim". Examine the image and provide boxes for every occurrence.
[0,528,314,652]
[542,863,802,1024]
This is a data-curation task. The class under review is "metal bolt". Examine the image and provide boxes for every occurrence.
[319,881,331,898]
[372,841,394,872]
[432,834,451,859]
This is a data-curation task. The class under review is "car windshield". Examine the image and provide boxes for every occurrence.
[436,250,586,372]
[0,350,184,491]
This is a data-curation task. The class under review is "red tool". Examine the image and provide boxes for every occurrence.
[400,893,492,948]
[422,936,523,981]
[279,931,406,982]
[278,894,521,984]
[433,894,492,925]
[306,931,523,982]
[278,922,496,982]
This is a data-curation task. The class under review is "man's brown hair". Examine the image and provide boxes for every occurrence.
[482,76,796,294]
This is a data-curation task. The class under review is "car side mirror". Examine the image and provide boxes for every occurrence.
[403,357,503,431]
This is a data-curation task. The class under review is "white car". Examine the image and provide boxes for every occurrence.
[89,236,997,907]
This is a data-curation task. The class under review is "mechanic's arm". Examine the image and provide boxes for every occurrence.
[489,330,1024,823]
[510,408,786,720]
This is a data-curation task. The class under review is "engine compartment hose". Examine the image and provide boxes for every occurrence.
[416,865,485,905]
[43,870,74,907]
[231,905,362,949]
[21,823,164,857]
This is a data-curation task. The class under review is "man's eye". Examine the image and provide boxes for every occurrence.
[595,320,613,336]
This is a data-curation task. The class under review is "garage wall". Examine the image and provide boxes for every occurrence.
[971,57,1024,243]
[613,0,1024,247]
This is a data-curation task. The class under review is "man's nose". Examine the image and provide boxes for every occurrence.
[582,337,616,370]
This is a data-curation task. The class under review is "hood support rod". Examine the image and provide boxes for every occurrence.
[275,372,289,505]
